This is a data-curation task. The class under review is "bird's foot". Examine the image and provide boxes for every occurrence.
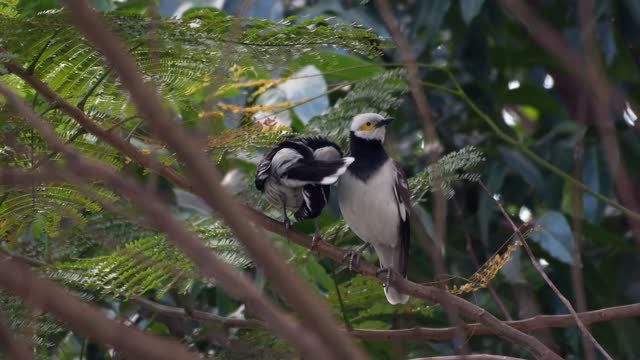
[376,267,393,288]
[283,217,291,230]
[342,250,360,271]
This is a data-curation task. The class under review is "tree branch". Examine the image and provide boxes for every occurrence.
[478,180,613,360]
[410,356,525,360]
[0,84,333,360]
[2,6,560,356]
[0,164,562,359]
[130,293,640,342]
[60,2,366,359]
[498,0,640,248]
[0,317,32,360]
[0,258,197,359]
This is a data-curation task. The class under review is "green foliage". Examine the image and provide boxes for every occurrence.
[0,291,66,354]
[309,68,408,145]
[323,146,484,241]
[49,220,250,300]
[0,184,117,254]
[329,276,434,328]
[409,146,484,201]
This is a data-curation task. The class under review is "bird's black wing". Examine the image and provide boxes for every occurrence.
[254,139,315,191]
[392,161,411,277]
[255,147,277,191]
[295,136,343,156]
[294,184,327,220]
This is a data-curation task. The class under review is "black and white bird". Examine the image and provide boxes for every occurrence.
[338,113,410,305]
[255,137,353,244]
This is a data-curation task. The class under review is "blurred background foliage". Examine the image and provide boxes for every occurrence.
[1,0,640,359]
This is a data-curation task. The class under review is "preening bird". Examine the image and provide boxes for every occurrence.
[255,137,353,245]
[338,113,410,305]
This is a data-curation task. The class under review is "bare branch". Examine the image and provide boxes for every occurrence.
[0,84,333,360]
[1,163,562,359]
[498,0,640,248]
[571,91,595,360]
[454,199,512,321]
[131,296,264,329]
[127,294,640,342]
[410,356,525,360]
[0,317,32,360]
[60,1,366,359]
[478,180,613,360]
[0,258,197,359]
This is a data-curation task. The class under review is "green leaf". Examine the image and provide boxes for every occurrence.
[529,211,575,264]
[287,51,385,82]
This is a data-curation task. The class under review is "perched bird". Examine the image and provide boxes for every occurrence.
[338,113,410,305]
[255,137,353,245]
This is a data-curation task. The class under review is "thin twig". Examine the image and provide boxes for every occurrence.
[125,294,640,343]
[375,1,466,355]
[453,199,512,321]
[410,356,525,360]
[478,179,613,360]
[571,92,595,360]
[0,257,196,359]
[498,0,640,246]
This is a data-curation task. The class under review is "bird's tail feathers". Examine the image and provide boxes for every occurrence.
[384,286,409,305]
[282,157,354,186]
[375,244,410,305]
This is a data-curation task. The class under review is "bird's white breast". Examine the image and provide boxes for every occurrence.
[338,159,400,247]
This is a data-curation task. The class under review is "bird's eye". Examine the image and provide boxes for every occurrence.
[366,122,371,126]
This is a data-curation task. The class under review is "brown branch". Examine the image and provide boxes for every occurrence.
[374,1,467,354]
[60,2,366,359]
[571,92,595,360]
[249,210,561,359]
[454,199,512,321]
[127,293,640,342]
[478,180,613,360]
[497,0,628,115]
[3,8,561,357]
[0,51,192,192]
[0,258,197,359]
[0,164,562,359]
[498,0,640,248]
[374,0,447,252]
[410,356,525,360]
[0,317,32,360]
[0,84,333,360]
[131,296,264,329]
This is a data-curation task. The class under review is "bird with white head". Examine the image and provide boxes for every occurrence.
[338,113,411,305]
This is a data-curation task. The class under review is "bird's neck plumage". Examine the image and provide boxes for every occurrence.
[348,131,389,182]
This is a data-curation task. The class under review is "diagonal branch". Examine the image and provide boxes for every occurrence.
[0,258,197,359]
[3,7,560,356]
[411,356,525,360]
[60,2,367,359]
[131,293,640,342]
[0,84,333,360]
[374,0,466,353]
[0,317,32,360]
[478,180,613,360]
[498,0,640,248]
